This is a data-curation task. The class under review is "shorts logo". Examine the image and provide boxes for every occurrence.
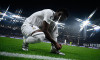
[32,27,36,29]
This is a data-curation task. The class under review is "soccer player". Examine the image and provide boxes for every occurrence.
[21,8,68,55]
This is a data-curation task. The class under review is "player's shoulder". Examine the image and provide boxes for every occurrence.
[42,9,55,13]
[43,9,53,11]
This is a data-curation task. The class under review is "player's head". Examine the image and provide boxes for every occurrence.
[54,8,69,22]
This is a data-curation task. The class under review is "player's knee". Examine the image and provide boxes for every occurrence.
[37,33,45,42]
[28,33,45,43]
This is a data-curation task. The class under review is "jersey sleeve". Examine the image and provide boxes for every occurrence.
[43,9,54,24]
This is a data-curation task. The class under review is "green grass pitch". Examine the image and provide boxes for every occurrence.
[0,37,100,60]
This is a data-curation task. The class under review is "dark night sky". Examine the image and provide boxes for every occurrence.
[0,0,100,42]
[0,0,100,24]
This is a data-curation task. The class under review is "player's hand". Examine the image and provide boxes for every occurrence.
[54,43,62,50]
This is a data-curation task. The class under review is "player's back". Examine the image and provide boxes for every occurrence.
[23,9,55,29]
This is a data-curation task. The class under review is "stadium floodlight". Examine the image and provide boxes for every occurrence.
[75,9,98,40]
[87,28,94,31]
[0,6,10,21]
[87,9,97,20]
[82,20,90,26]
[86,25,100,32]
[0,6,25,22]
[55,22,65,29]
[11,15,21,18]
[94,26,100,30]
[80,20,90,32]
[55,21,65,26]
[54,15,65,30]
[76,9,97,32]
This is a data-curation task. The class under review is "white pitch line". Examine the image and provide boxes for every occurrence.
[0,51,73,60]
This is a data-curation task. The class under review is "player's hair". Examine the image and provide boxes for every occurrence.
[56,8,69,17]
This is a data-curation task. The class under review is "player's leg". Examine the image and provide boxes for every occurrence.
[21,25,45,51]
[22,36,29,51]
[51,37,57,52]
[21,17,38,51]
[50,25,58,52]
[21,25,32,51]
[50,25,65,55]
[51,38,65,55]
[22,32,45,51]
[25,32,45,44]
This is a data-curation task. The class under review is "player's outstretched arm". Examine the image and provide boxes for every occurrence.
[42,21,62,50]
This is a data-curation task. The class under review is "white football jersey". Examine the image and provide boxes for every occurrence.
[23,9,55,29]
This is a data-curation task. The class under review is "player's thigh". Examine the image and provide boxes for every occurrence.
[33,32,45,42]
[21,25,34,36]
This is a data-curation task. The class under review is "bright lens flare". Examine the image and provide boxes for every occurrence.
[82,20,90,26]
[55,21,65,29]
[94,26,100,30]
[80,20,90,32]
[55,21,65,25]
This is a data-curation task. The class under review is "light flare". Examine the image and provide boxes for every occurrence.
[80,20,90,32]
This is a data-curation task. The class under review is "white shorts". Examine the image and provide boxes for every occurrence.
[21,24,42,37]
[21,24,45,43]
